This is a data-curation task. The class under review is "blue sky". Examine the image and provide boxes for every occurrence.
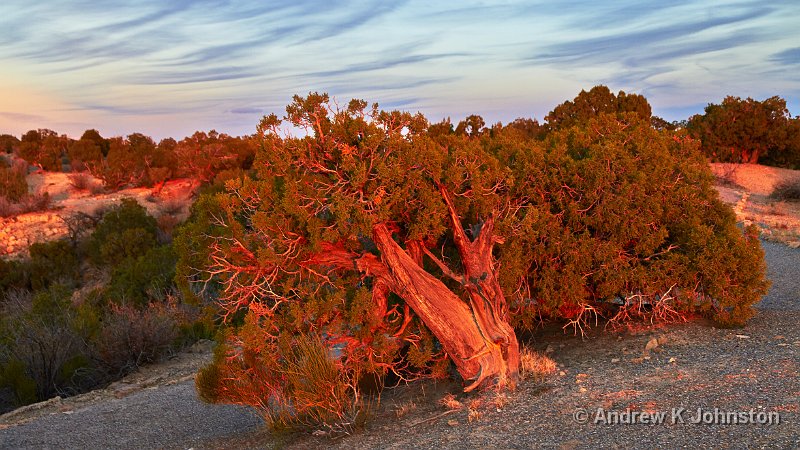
[0,0,798,140]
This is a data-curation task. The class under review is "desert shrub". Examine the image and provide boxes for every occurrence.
[0,260,30,295]
[0,160,28,202]
[0,192,51,218]
[713,163,741,187]
[545,85,652,131]
[86,199,159,267]
[90,302,179,377]
[105,245,177,306]
[156,214,182,242]
[158,198,187,216]
[18,129,66,172]
[175,131,256,183]
[687,96,799,167]
[0,359,38,410]
[770,179,800,201]
[0,134,20,154]
[497,114,769,329]
[67,139,103,172]
[68,172,96,192]
[17,192,51,213]
[28,240,80,291]
[0,285,91,402]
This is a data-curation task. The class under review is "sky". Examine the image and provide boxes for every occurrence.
[1,0,799,140]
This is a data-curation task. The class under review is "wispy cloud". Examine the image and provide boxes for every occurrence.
[0,0,797,139]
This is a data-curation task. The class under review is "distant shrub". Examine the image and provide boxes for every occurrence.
[156,214,182,242]
[28,240,80,291]
[86,199,159,267]
[770,179,800,201]
[105,245,177,306]
[0,160,28,202]
[0,285,90,402]
[714,163,741,188]
[68,172,96,192]
[18,129,65,172]
[0,192,51,218]
[17,192,51,213]
[90,302,178,377]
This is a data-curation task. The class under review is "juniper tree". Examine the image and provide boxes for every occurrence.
[183,93,767,427]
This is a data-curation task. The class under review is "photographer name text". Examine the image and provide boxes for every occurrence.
[573,407,781,425]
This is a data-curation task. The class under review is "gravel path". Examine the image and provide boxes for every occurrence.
[1,242,798,449]
[0,382,262,449]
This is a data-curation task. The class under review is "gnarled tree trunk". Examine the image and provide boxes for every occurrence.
[366,186,519,391]
[306,190,520,391]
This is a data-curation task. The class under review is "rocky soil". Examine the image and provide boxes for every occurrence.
[1,169,195,258]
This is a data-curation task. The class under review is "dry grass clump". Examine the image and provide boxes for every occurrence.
[393,400,417,418]
[0,192,51,218]
[467,398,483,422]
[519,347,557,381]
[771,179,800,201]
[158,197,187,216]
[438,393,463,410]
[714,163,741,188]
[68,172,93,192]
[67,171,105,194]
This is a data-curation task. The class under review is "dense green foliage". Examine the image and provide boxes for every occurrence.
[493,113,768,328]
[687,96,800,167]
[86,199,159,267]
[544,85,652,131]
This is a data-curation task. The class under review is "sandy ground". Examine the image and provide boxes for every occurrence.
[1,169,195,258]
[25,170,196,219]
[711,163,800,247]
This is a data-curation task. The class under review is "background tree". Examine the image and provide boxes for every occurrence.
[96,133,162,189]
[544,85,651,131]
[18,129,66,171]
[79,129,110,157]
[67,139,103,172]
[0,134,20,154]
[174,131,255,183]
[687,96,797,166]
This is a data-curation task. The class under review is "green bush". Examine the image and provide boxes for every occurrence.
[0,285,90,403]
[106,245,177,306]
[0,259,30,295]
[497,113,769,328]
[28,240,80,290]
[67,139,103,172]
[86,199,159,267]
